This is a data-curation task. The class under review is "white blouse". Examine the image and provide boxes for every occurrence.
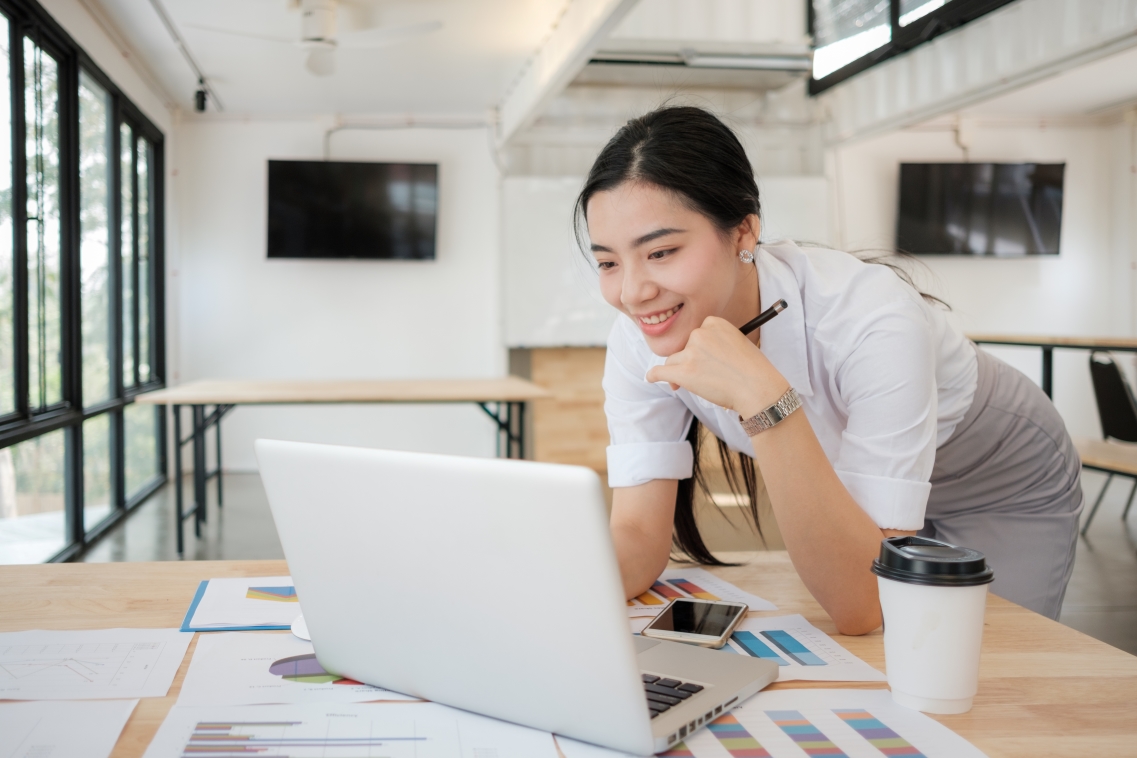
[603,240,978,531]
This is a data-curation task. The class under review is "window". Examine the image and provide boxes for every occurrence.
[809,0,1018,93]
[0,0,166,564]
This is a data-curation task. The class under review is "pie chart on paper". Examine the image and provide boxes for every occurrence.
[268,654,363,685]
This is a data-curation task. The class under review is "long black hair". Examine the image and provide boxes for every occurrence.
[574,106,765,566]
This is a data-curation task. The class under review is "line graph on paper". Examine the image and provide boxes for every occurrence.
[0,642,164,692]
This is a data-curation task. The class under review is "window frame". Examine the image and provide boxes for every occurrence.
[0,0,166,562]
[808,0,1020,95]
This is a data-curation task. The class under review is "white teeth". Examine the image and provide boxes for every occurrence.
[641,306,679,326]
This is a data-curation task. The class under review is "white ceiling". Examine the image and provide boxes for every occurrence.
[96,0,571,116]
[959,43,1137,120]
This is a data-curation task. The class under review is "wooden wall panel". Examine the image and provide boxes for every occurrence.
[530,347,610,473]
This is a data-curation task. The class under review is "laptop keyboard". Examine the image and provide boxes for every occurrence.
[642,674,704,718]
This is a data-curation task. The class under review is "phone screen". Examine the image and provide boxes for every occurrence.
[648,600,745,637]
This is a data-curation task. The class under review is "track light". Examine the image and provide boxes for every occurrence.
[194,79,207,112]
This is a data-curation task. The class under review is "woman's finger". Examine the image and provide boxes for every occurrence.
[645,362,687,388]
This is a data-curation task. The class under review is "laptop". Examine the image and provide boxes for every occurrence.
[255,439,777,755]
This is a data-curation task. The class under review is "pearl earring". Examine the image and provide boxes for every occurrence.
[739,249,754,264]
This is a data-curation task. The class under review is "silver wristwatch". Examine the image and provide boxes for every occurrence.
[739,387,802,436]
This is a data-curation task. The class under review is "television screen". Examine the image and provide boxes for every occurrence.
[896,163,1064,255]
[267,160,438,259]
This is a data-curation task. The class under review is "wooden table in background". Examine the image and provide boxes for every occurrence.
[2,553,1135,757]
[134,378,551,554]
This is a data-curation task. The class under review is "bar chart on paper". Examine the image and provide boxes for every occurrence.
[669,690,985,758]
[246,586,298,602]
[627,568,776,617]
[716,615,885,683]
[143,703,561,758]
[179,720,442,757]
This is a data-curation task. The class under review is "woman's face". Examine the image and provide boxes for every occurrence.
[587,181,759,357]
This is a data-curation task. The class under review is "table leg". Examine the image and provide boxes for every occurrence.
[174,405,184,556]
[477,402,526,460]
[192,404,207,536]
[1041,347,1053,398]
[494,403,502,458]
[215,408,224,509]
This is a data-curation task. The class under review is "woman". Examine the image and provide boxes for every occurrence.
[580,106,1083,633]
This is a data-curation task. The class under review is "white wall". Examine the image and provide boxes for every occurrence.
[829,120,1132,439]
[173,120,503,471]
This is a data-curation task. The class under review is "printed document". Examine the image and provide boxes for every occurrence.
[177,632,417,706]
[0,628,191,699]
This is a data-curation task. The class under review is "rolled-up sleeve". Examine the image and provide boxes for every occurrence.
[832,301,938,530]
[603,319,694,487]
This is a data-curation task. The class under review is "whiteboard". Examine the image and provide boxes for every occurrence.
[503,175,830,348]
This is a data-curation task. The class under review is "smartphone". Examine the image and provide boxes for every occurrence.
[640,598,748,649]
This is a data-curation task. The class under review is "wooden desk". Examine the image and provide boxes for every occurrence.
[134,378,551,554]
[2,554,1135,757]
[967,334,1137,399]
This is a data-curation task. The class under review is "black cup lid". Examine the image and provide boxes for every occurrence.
[871,536,994,587]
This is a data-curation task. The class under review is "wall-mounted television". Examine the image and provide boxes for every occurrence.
[267,160,438,260]
[896,162,1064,255]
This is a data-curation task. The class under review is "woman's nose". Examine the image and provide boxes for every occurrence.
[621,264,656,306]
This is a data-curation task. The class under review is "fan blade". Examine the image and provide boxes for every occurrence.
[306,48,336,76]
[182,23,294,44]
[337,20,442,49]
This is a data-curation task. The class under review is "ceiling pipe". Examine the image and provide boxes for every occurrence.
[147,0,224,112]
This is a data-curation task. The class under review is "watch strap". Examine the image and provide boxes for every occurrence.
[739,387,802,436]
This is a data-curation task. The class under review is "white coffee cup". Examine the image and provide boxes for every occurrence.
[872,536,994,715]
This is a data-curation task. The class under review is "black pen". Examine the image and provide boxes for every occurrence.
[739,299,787,335]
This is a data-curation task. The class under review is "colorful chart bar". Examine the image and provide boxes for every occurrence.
[183,722,425,755]
[834,710,928,757]
[731,632,789,666]
[660,742,694,757]
[652,581,685,600]
[245,586,298,603]
[633,590,665,606]
[667,578,721,601]
[760,630,826,666]
[707,713,772,757]
[766,710,849,757]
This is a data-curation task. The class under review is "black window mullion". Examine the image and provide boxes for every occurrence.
[130,127,138,388]
[110,94,125,511]
[11,16,27,419]
[59,38,82,545]
[109,97,122,399]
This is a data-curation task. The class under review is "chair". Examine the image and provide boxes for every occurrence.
[1079,351,1137,535]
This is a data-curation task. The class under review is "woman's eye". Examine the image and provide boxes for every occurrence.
[597,261,616,270]
[648,248,676,260]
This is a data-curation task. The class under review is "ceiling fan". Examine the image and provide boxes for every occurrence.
[185,0,443,77]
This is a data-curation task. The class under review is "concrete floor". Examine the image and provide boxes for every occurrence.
[81,470,1137,656]
[81,474,285,563]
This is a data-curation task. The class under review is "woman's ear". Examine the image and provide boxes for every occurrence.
[736,214,761,251]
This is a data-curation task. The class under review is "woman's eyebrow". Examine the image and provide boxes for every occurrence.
[590,227,686,253]
[633,228,684,247]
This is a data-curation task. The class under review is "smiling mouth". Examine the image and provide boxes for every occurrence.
[639,304,682,326]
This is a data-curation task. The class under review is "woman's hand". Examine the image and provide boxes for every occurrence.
[645,316,790,418]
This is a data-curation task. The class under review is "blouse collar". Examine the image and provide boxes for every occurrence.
[755,245,814,398]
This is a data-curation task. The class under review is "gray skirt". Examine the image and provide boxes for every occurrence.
[921,346,1083,620]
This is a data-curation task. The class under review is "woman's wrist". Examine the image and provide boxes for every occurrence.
[735,381,792,420]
